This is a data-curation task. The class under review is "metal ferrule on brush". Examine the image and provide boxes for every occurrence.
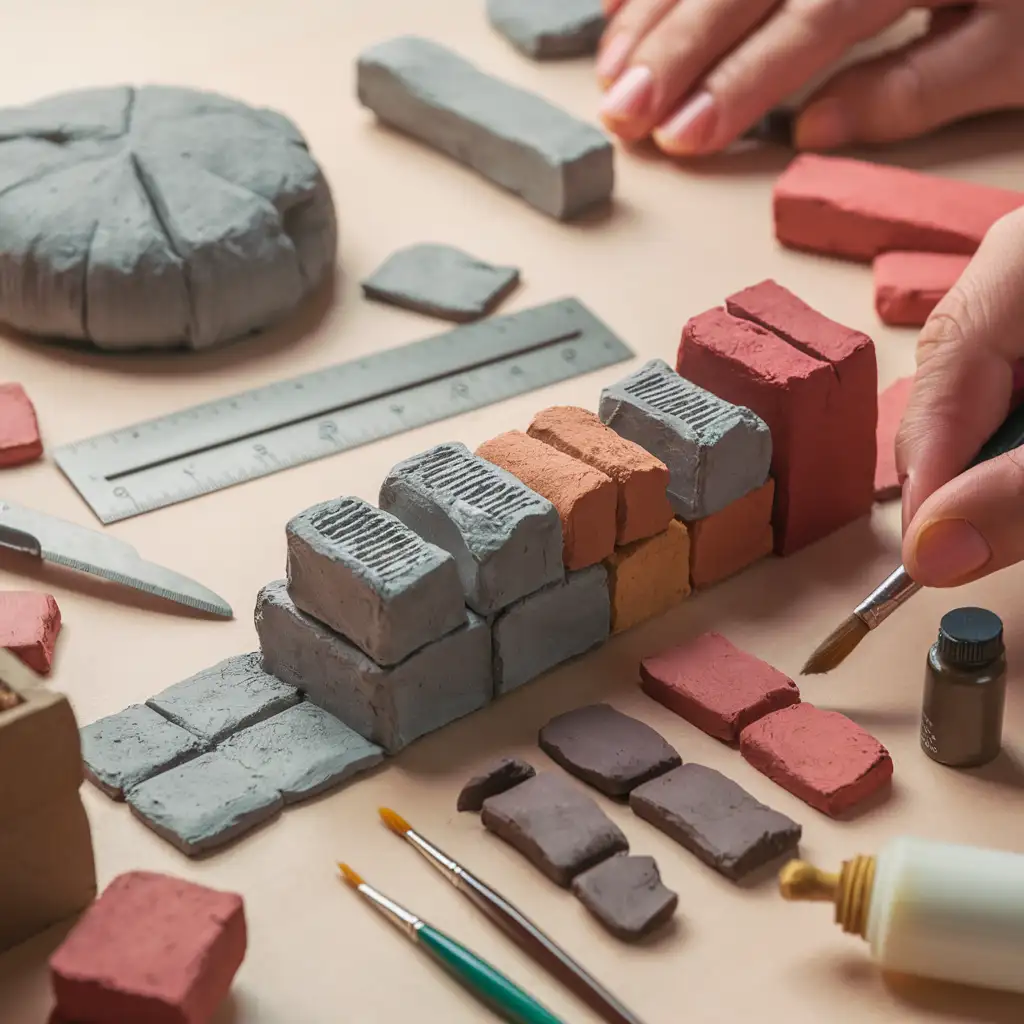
[357,882,422,939]
[405,829,465,886]
[854,566,922,629]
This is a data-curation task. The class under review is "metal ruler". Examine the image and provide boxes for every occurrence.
[54,297,634,524]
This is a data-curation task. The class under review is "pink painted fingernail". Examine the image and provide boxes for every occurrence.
[794,98,850,150]
[654,91,716,153]
[912,518,992,585]
[599,66,653,122]
[596,35,631,83]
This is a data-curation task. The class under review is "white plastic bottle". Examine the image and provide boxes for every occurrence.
[780,836,1024,995]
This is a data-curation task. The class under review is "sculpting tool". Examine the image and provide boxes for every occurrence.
[337,863,565,1024]
[801,399,1024,674]
[0,499,232,618]
[379,808,645,1024]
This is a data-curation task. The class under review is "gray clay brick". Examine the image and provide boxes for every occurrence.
[285,496,467,666]
[80,704,207,800]
[127,750,283,856]
[487,0,605,60]
[492,565,609,694]
[219,701,384,804]
[356,36,613,221]
[146,651,300,744]
[380,442,564,616]
[599,358,772,519]
[256,580,492,754]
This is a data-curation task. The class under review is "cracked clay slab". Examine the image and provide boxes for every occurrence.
[571,854,677,942]
[487,0,606,60]
[362,243,519,322]
[457,757,536,812]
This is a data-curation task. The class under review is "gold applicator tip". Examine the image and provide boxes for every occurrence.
[338,862,364,889]
[379,807,412,836]
[779,860,839,901]
[801,614,869,675]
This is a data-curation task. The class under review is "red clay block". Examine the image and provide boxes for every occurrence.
[874,251,970,327]
[726,279,877,527]
[527,405,672,545]
[477,429,617,570]
[50,870,246,1024]
[773,154,1024,262]
[875,376,913,501]
[640,632,800,743]
[0,383,43,468]
[678,307,841,555]
[739,703,893,817]
[0,591,62,674]
[685,479,774,587]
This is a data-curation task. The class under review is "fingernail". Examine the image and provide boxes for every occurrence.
[653,91,716,154]
[912,518,992,585]
[597,35,631,83]
[599,66,653,122]
[794,98,851,150]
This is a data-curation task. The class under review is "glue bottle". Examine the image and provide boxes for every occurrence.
[779,836,1024,995]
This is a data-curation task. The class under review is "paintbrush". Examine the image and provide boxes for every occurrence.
[379,808,646,1024]
[802,399,1024,675]
[337,862,566,1024]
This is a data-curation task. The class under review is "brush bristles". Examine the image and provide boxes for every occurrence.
[801,614,870,675]
[379,807,412,836]
[338,863,364,888]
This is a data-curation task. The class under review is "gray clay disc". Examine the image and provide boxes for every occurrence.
[0,85,337,352]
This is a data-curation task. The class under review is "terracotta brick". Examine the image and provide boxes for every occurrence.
[640,631,800,743]
[773,154,1024,262]
[477,430,616,570]
[873,251,970,327]
[875,376,913,501]
[684,479,774,587]
[528,405,672,545]
[0,591,62,674]
[604,520,690,633]
[0,383,42,468]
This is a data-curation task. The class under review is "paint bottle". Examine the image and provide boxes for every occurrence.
[920,606,1006,767]
[779,837,1024,994]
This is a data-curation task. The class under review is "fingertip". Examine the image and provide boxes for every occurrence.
[793,97,851,151]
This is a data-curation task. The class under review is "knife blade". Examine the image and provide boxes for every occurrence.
[0,499,232,618]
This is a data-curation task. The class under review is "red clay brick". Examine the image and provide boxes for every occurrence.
[477,430,616,570]
[874,251,970,327]
[50,871,246,1024]
[773,154,1024,262]
[0,383,42,468]
[640,632,799,743]
[527,405,672,545]
[875,376,913,501]
[739,703,893,817]
[0,591,62,675]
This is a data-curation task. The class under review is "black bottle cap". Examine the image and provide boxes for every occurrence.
[937,607,1004,667]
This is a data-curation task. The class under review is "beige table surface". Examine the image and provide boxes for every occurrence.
[2,2,1024,1022]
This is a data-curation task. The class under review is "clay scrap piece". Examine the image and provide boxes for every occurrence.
[629,764,802,880]
[0,383,43,467]
[362,243,519,322]
[146,651,299,745]
[50,870,246,1024]
[357,36,614,221]
[528,405,673,545]
[640,632,800,743]
[0,590,61,674]
[571,854,677,942]
[598,359,772,520]
[80,704,207,801]
[0,85,337,352]
[219,701,384,804]
[739,703,894,817]
[458,756,536,812]
[0,682,20,712]
[773,153,1024,261]
[492,565,609,695]
[127,750,284,855]
[380,441,563,616]
[481,772,629,886]
[256,580,492,754]
[874,376,912,501]
[477,430,617,570]
[486,0,605,60]
[874,251,969,327]
[286,497,467,666]
[604,519,691,633]
[538,703,681,797]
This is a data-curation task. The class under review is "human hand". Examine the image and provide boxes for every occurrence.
[896,206,1024,587]
[596,1,1024,156]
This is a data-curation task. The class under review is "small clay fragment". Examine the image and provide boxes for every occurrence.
[0,682,20,712]
[873,251,970,327]
[0,383,42,467]
[0,590,61,674]
[739,703,894,817]
[481,772,629,886]
[486,0,605,60]
[457,756,536,812]
[629,764,802,880]
[538,703,681,797]
[874,376,912,501]
[571,854,677,942]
